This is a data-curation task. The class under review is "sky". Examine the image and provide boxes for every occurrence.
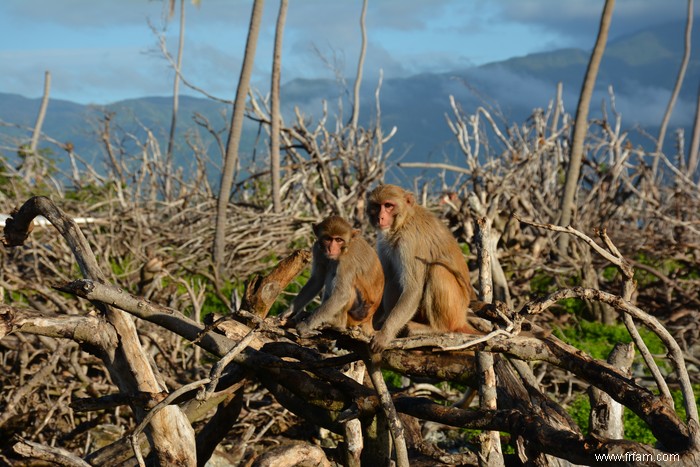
[0,0,697,105]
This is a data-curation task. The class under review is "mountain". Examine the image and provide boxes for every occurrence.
[485,21,700,100]
[0,94,234,170]
[376,20,700,161]
[0,21,696,178]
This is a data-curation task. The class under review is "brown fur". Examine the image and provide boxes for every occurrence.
[366,185,479,351]
[286,216,384,335]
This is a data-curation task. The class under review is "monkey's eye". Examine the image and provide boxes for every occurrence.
[383,202,394,209]
[322,236,344,245]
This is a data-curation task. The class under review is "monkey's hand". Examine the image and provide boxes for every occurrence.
[277,307,297,326]
[370,331,391,353]
[277,305,297,324]
[295,321,320,338]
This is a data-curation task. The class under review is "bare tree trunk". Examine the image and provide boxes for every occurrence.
[343,361,365,467]
[558,0,615,253]
[270,0,288,213]
[653,0,693,177]
[589,343,634,439]
[367,354,410,467]
[550,81,563,137]
[30,71,51,155]
[214,0,265,278]
[6,197,196,465]
[689,81,700,180]
[166,0,187,200]
[475,217,504,467]
[350,0,368,129]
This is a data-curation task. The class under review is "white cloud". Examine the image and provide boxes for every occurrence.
[0,0,694,105]
[493,0,699,42]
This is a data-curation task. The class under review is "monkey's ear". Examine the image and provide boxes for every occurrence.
[351,229,361,238]
[312,223,321,236]
[405,192,416,205]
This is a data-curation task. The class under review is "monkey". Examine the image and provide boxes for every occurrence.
[281,215,384,336]
[366,184,480,351]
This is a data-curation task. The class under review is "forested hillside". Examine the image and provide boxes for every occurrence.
[1,21,697,176]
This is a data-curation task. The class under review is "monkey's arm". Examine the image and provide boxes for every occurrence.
[297,275,354,334]
[278,254,326,322]
[371,266,424,351]
[279,276,323,322]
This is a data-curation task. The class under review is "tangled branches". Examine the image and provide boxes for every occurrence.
[1,196,698,466]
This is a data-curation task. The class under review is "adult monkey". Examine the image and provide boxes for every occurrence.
[281,215,384,336]
[367,184,480,351]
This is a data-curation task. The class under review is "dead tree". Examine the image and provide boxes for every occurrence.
[2,196,698,466]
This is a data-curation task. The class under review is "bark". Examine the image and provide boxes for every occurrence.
[3,196,196,466]
[589,342,634,439]
[252,442,332,467]
[165,0,186,199]
[214,0,265,278]
[394,397,694,466]
[270,0,288,213]
[350,0,368,129]
[367,353,410,467]
[559,0,615,253]
[654,0,693,175]
[550,81,563,137]
[243,249,311,317]
[13,439,91,467]
[475,216,504,466]
[343,361,365,467]
[688,80,700,179]
[29,70,51,154]
[63,274,691,455]
[12,273,698,466]
[195,391,244,466]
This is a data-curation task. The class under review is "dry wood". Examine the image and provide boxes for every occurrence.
[243,249,311,317]
[2,38,699,463]
[3,196,196,466]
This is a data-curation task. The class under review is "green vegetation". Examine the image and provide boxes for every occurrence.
[555,319,665,361]
[381,369,405,391]
[203,280,242,317]
[567,385,700,444]
[530,270,556,295]
[65,182,121,204]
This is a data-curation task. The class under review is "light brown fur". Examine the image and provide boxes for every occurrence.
[367,185,479,351]
[284,216,384,336]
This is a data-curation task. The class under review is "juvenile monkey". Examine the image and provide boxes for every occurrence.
[283,215,384,336]
[366,184,480,351]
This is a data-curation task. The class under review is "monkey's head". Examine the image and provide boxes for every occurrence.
[367,185,415,232]
[313,215,357,260]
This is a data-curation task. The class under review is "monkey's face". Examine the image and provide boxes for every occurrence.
[313,215,353,260]
[320,235,346,260]
[367,200,396,231]
[368,185,410,232]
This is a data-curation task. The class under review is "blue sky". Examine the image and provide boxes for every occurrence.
[0,0,697,105]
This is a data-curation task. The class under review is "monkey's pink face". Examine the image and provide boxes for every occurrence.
[375,201,396,230]
[321,236,345,260]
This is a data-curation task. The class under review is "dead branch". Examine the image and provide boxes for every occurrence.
[3,196,196,466]
[243,249,311,317]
